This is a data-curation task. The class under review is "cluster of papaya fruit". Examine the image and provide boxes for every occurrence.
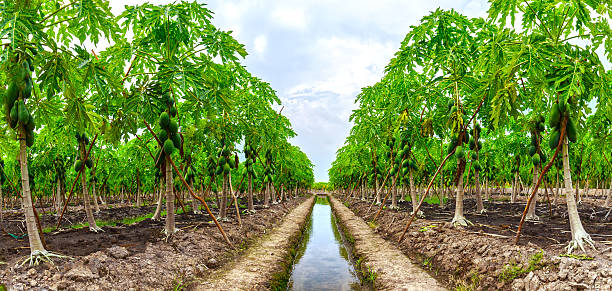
[529,116,547,166]
[215,139,236,176]
[469,124,482,171]
[158,112,181,155]
[263,150,275,183]
[4,56,36,147]
[548,100,577,149]
[244,144,258,179]
[73,133,93,172]
[447,128,470,157]
[185,166,195,182]
[389,133,417,177]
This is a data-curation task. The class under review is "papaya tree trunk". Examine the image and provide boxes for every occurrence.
[79,142,100,231]
[152,179,163,220]
[136,170,142,207]
[526,165,539,221]
[562,136,593,253]
[164,159,175,234]
[55,179,63,215]
[409,169,417,213]
[264,182,270,208]
[247,174,254,211]
[19,133,46,254]
[192,180,201,214]
[452,159,470,226]
[92,179,100,213]
[605,179,611,207]
[219,174,228,218]
[475,170,484,213]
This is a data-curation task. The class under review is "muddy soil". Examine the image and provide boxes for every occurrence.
[0,197,306,290]
[343,196,612,290]
[329,196,445,291]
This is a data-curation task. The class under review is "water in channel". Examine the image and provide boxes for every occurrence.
[288,196,361,291]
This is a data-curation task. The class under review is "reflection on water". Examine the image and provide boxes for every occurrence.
[288,196,359,291]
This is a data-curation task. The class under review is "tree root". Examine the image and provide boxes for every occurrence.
[89,226,104,232]
[525,214,540,222]
[451,216,473,227]
[478,209,488,214]
[19,250,71,267]
[566,231,596,254]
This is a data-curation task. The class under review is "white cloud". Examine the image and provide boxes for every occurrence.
[253,34,268,56]
[270,6,308,31]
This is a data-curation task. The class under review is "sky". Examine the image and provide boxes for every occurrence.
[105,0,605,182]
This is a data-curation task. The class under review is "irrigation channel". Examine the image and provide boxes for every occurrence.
[287,195,366,291]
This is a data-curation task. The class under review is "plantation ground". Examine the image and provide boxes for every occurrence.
[0,197,307,290]
[342,194,612,290]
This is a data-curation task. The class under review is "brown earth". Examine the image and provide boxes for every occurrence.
[342,195,612,290]
[194,195,315,291]
[329,195,446,291]
[0,196,307,290]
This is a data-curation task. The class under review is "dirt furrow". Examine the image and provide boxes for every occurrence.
[329,195,446,291]
[194,195,315,291]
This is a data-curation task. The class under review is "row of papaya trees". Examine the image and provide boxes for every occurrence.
[0,0,313,265]
[330,0,611,254]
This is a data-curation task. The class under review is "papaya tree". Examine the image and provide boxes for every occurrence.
[0,0,118,263]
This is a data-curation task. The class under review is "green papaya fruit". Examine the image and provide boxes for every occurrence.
[219,156,226,166]
[223,163,231,174]
[537,121,545,132]
[549,104,560,129]
[27,58,34,72]
[402,167,409,176]
[163,139,175,155]
[25,132,34,147]
[26,114,34,131]
[17,100,28,124]
[171,134,181,149]
[159,112,170,129]
[567,117,577,143]
[471,152,477,160]
[529,145,536,157]
[159,130,168,142]
[6,82,18,105]
[402,159,409,168]
[390,167,397,176]
[549,129,560,150]
[456,146,465,160]
[170,106,177,117]
[23,78,32,99]
[168,119,178,134]
[450,105,457,113]
[85,159,93,169]
[409,160,417,170]
[532,153,541,166]
[469,138,475,150]
[473,160,481,171]
[10,101,18,122]
[74,160,83,173]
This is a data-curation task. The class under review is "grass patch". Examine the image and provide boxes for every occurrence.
[419,225,437,232]
[499,250,545,283]
[404,195,447,205]
[560,254,593,260]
